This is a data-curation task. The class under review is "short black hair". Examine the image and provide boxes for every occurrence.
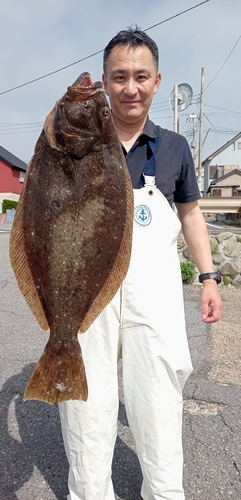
[103,27,159,73]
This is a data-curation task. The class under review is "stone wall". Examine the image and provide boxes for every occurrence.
[178,232,241,288]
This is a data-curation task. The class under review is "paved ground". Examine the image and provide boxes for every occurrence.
[205,215,241,235]
[1,228,241,499]
[182,286,241,499]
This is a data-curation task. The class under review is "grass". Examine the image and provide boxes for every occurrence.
[222,275,232,287]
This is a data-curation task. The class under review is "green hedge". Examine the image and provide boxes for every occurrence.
[2,199,18,213]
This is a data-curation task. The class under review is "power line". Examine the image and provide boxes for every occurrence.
[204,104,241,114]
[144,0,210,32]
[0,121,43,127]
[149,115,173,120]
[0,129,42,136]
[205,35,241,90]
[0,49,104,97]
[0,98,201,135]
[0,0,211,97]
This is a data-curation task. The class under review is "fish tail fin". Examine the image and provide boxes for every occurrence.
[23,343,88,405]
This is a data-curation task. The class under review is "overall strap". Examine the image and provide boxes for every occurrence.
[138,126,159,187]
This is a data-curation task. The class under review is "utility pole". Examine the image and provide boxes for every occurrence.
[189,113,198,170]
[173,84,180,133]
[198,67,205,194]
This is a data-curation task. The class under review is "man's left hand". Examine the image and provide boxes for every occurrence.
[201,281,223,323]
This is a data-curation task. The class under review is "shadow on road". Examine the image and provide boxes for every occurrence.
[0,363,69,499]
[113,401,142,500]
[1,364,142,499]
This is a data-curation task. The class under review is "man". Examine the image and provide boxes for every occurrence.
[59,28,222,500]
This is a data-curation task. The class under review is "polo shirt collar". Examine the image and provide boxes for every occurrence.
[142,118,159,140]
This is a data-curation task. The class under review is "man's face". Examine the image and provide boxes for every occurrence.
[102,45,161,126]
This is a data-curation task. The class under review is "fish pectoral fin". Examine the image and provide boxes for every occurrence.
[23,342,88,405]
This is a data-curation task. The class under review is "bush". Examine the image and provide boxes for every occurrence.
[2,199,18,213]
[180,261,197,284]
[237,236,241,243]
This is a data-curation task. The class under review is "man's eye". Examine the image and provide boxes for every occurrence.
[114,76,125,82]
[138,75,147,81]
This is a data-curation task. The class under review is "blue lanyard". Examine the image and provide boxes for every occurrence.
[138,127,159,187]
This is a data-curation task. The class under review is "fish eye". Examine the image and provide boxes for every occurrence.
[83,101,91,110]
[101,107,110,117]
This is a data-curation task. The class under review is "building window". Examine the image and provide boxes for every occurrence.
[210,165,225,179]
[19,171,25,183]
[210,165,217,178]
[211,189,221,198]
[238,142,241,150]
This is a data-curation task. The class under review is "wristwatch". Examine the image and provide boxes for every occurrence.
[199,271,221,285]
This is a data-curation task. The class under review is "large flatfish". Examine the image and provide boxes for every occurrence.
[9,72,133,405]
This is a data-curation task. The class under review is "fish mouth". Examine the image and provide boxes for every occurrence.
[68,72,104,100]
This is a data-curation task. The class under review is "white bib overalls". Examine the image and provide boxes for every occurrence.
[59,171,193,500]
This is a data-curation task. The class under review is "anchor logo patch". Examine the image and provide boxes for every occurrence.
[134,204,152,227]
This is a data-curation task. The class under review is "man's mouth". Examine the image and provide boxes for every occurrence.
[122,100,140,104]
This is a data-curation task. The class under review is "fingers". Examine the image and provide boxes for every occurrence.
[201,286,223,324]
[202,307,221,323]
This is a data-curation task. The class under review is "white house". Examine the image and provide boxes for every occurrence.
[202,132,241,196]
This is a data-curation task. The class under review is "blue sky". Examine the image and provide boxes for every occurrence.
[0,0,240,167]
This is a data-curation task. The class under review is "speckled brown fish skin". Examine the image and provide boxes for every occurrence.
[9,72,134,405]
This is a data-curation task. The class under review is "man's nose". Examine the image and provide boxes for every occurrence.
[123,79,138,95]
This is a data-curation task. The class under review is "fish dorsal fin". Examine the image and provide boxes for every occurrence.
[9,163,50,332]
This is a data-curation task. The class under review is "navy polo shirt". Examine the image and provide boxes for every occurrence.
[122,118,200,206]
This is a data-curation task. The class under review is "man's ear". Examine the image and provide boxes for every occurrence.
[102,73,109,95]
[154,72,162,95]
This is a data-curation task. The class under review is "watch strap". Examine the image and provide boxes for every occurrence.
[199,271,221,284]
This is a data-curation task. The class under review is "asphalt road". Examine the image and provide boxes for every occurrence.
[206,221,241,235]
[1,230,241,500]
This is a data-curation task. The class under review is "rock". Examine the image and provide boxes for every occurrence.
[179,253,188,263]
[232,274,241,288]
[216,232,235,243]
[222,239,241,258]
[183,246,193,260]
[209,237,218,253]
[209,236,218,253]
[177,231,241,284]
[177,232,186,250]
[219,262,240,278]
[212,254,225,266]
[233,253,241,270]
